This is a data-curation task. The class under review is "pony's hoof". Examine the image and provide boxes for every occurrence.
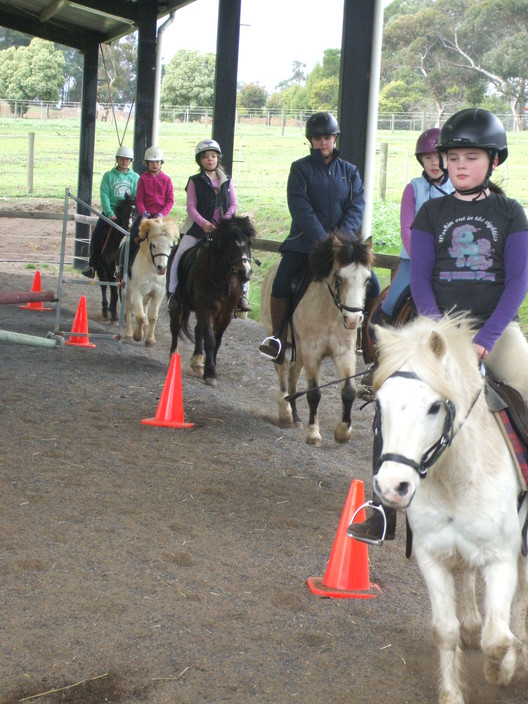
[334,422,352,444]
[204,376,218,387]
[306,432,322,447]
[102,309,109,320]
[145,339,156,348]
[133,331,144,342]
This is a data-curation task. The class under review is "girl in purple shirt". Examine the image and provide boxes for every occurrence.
[167,140,246,311]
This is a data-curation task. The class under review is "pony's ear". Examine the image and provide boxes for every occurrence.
[428,331,446,359]
[363,235,373,250]
[139,219,151,238]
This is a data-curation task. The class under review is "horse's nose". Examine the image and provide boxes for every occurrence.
[343,312,363,330]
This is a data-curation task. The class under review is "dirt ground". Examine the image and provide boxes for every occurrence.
[1,202,528,704]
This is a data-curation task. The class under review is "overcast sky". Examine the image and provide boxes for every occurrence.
[161,0,379,95]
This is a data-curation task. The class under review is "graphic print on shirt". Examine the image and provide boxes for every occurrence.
[441,217,495,282]
[113,180,134,199]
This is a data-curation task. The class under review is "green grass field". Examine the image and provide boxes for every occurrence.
[2,117,528,326]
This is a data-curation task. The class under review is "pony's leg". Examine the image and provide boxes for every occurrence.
[109,282,119,322]
[512,553,528,668]
[304,362,322,446]
[168,301,182,357]
[133,294,147,342]
[200,316,218,386]
[100,284,109,319]
[190,322,204,375]
[415,549,465,704]
[144,293,162,347]
[458,567,482,649]
[335,377,356,444]
[124,287,133,339]
[481,559,519,686]
[287,359,303,426]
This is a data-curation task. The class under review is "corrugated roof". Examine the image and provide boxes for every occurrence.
[0,0,194,50]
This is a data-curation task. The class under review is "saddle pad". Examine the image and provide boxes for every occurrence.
[495,409,528,491]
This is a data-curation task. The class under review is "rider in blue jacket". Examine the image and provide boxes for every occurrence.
[259,112,379,362]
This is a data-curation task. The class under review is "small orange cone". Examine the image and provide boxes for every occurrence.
[65,296,96,348]
[307,479,381,599]
[19,271,51,311]
[142,353,195,428]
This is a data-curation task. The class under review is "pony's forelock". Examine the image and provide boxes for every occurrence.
[373,314,482,405]
[310,232,373,281]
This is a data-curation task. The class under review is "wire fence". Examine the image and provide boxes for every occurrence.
[2,99,526,131]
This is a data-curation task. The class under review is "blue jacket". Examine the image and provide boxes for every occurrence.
[280,148,365,254]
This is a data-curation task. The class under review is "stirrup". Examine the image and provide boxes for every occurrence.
[259,335,281,360]
[347,501,387,546]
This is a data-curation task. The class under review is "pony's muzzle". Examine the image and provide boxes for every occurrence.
[343,311,363,330]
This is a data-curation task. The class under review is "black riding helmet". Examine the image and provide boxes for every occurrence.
[305,112,340,140]
[438,108,508,196]
[438,108,508,164]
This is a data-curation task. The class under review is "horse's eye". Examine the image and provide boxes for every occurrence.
[428,401,442,416]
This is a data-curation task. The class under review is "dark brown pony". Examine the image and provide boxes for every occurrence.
[95,193,136,321]
[167,216,256,386]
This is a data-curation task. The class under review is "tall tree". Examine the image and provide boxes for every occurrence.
[238,82,268,109]
[0,38,65,116]
[161,49,216,107]
[382,0,528,127]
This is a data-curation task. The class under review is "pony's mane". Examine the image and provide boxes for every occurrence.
[374,314,482,406]
[212,215,256,246]
[310,232,373,281]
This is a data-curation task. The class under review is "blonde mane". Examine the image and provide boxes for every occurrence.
[373,314,483,411]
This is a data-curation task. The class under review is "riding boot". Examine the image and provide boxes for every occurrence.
[347,413,397,544]
[259,297,290,364]
[361,295,378,365]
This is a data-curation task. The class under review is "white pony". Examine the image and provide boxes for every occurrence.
[261,234,373,446]
[372,314,528,704]
[124,217,178,346]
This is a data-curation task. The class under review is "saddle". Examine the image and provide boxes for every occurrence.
[280,269,313,362]
[172,240,203,303]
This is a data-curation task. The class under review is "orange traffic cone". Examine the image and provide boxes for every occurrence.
[307,479,381,599]
[65,296,96,348]
[19,271,51,311]
[142,353,195,428]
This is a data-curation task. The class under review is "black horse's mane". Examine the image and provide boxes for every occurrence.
[208,215,256,248]
[310,231,373,281]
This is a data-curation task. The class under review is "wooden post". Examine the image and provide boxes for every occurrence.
[27,132,35,194]
[281,107,285,136]
[378,142,388,201]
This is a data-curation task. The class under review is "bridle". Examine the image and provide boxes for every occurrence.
[376,370,482,479]
[148,237,170,270]
[205,234,252,289]
[326,270,365,316]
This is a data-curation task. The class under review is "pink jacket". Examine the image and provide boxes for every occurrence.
[136,171,174,217]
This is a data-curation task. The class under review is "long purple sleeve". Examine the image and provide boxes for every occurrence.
[474,230,528,351]
[410,228,441,317]
[400,183,415,255]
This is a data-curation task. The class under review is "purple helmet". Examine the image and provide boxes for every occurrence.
[415,128,441,163]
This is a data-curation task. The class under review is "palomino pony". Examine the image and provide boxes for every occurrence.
[168,215,255,386]
[95,193,136,321]
[372,315,528,704]
[261,233,373,446]
[124,217,178,346]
